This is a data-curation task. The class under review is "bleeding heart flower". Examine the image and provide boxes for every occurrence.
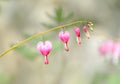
[113,42,120,56]
[112,42,120,65]
[99,40,114,55]
[98,40,120,65]
[37,41,52,64]
[59,31,70,51]
[99,43,108,55]
[83,26,90,39]
[105,40,114,53]
[74,27,81,44]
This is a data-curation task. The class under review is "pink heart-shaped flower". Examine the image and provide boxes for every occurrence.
[113,42,120,57]
[59,31,70,43]
[37,41,52,64]
[59,31,70,51]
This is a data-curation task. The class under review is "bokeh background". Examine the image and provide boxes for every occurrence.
[0,0,120,84]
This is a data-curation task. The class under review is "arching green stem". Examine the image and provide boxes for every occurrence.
[0,21,90,57]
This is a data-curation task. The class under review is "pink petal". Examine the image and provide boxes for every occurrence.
[59,31,70,43]
[74,27,80,37]
[37,41,52,56]
[113,42,120,57]
[83,26,90,39]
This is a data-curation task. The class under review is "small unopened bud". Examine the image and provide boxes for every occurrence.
[88,22,94,31]
[83,26,90,39]
[74,27,81,44]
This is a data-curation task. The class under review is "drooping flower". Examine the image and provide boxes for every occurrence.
[59,31,70,51]
[83,26,90,39]
[74,27,81,44]
[113,42,120,57]
[98,42,108,55]
[99,40,114,55]
[112,42,120,65]
[98,40,120,65]
[37,41,52,64]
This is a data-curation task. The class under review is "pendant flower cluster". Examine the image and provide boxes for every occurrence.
[0,21,94,63]
[99,40,120,65]
[37,22,93,64]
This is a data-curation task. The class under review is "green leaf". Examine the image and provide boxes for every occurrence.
[42,23,56,29]
[15,41,63,59]
[23,33,32,38]
[0,73,13,84]
[46,13,56,21]
[107,73,120,84]
[55,8,63,23]
[51,40,63,55]
[15,46,39,59]
[91,73,108,84]
[64,12,74,21]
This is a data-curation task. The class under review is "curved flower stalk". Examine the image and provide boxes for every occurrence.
[0,21,94,63]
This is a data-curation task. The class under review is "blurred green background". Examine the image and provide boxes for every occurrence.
[0,0,120,84]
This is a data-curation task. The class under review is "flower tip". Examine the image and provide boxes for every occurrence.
[77,42,81,45]
[65,43,69,51]
[65,48,69,52]
[88,36,90,39]
[65,48,69,51]
[88,22,94,31]
[83,26,91,39]
[90,27,94,31]
[44,56,49,64]
[90,23,93,26]
[85,33,90,39]
[44,61,49,64]
[77,37,81,45]
[88,22,93,26]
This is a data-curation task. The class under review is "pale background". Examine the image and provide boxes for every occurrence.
[0,0,120,84]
